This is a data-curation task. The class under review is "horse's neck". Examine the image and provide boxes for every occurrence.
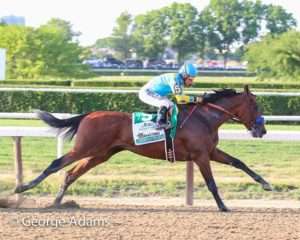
[197,96,243,130]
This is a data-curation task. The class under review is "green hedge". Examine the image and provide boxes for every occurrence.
[1,90,300,115]
[0,80,71,86]
[72,80,145,87]
[0,91,153,113]
[2,77,300,90]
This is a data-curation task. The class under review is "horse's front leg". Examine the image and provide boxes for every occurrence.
[194,153,229,212]
[210,148,272,191]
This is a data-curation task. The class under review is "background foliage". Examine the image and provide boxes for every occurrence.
[1,90,300,115]
[0,0,298,80]
[0,19,90,79]
[245,30,300,80]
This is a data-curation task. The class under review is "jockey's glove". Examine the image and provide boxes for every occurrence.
[174,95,204,104]
[174,95,194,104]
[195,96,203,103]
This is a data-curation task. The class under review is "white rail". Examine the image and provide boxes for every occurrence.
[0,112,74,119]
[1,87,300,96]
[1,112,300,122]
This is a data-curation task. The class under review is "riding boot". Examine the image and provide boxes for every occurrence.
[157,106,169,129]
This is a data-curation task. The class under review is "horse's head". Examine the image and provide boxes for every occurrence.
[199,86,266,137]
[236,85,266,138]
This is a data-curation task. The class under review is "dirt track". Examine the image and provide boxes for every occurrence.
[0,197,300,240]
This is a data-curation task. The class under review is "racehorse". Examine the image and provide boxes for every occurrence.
[14,85,271,211]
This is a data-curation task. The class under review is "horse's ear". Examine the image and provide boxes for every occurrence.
[244,85,250,95]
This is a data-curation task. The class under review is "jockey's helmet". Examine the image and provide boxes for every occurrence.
[178,63,198,79]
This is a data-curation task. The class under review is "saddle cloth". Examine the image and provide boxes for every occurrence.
[132,107,178,146]
[132,112,165,145]
[132,107,178,162]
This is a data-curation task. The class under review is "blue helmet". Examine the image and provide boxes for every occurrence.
[178,63,198,78]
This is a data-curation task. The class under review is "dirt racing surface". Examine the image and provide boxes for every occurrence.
[0,197,300,240]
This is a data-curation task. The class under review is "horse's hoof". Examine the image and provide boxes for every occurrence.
[47,203,61,209]
[263,183,273,191]
[49,200,80,209]
[14,184,31,193]
[52,201,62,208]
[14,185,24,193]
[219,206,230,212]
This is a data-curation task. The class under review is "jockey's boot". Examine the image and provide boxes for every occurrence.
[157,106,170,129]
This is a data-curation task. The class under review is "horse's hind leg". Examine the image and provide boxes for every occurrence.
[14,150,86,194]
[211,148,272,191]
[53,153,112,206]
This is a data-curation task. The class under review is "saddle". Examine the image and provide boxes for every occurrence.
[132,106,178,162]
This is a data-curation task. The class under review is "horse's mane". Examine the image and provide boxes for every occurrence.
[203,88,240,103]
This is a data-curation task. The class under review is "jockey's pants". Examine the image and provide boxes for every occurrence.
[139,87,174,110]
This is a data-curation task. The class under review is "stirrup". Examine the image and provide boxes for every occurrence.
[156,121,171,130]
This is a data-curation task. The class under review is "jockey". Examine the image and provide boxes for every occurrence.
[139,62,203,129]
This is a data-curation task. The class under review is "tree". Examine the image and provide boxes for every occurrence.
[239,0,265,45]
[131,3,204,62]
[245,30,300,80]
[201,0,243,67]
[200,0,297,66]
[264,4,297,35]
[34,18,87,77]
[109,12,133,60]
[239,1,296,44]
[0,18,89,79]
[0,25,38,79]
[132,10,168,59]
[94,37,112,48]
[162,3,202,63]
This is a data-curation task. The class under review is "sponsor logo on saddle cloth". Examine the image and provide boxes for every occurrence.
[132,107,178,162]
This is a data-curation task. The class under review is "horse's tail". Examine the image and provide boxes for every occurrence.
[36,110,89,140]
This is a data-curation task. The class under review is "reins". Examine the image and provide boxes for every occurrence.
[179,104,198,128]
[206,103,241,123]
[179,102,242,129]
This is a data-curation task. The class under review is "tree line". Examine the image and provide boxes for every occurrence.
[95,0,296,65]
[0,0,298,80]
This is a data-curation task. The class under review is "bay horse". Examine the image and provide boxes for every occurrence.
[15,85,271,211]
